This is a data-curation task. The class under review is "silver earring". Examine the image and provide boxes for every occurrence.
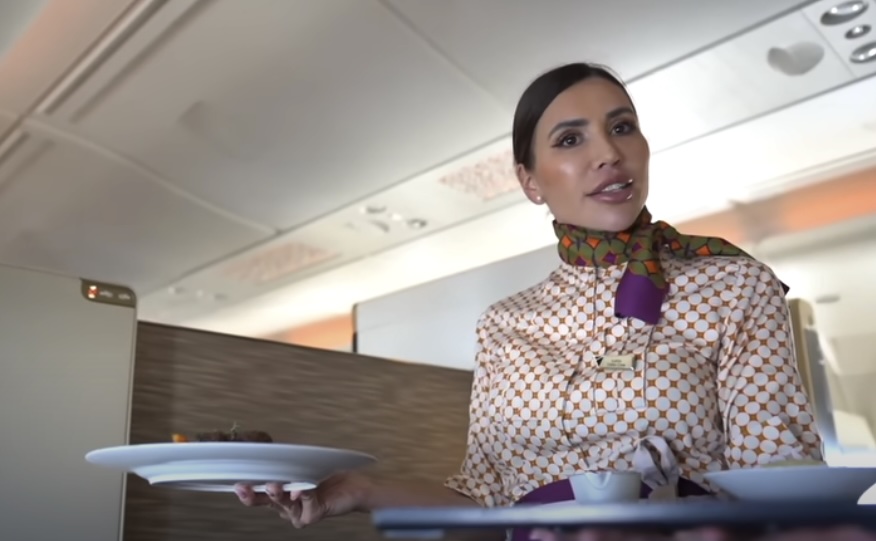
[535,196,543,203]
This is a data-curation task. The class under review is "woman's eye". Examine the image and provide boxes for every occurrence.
[612,121,637,135]
[557,133,581,147]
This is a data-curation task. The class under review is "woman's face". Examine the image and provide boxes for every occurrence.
[517,78,650,232]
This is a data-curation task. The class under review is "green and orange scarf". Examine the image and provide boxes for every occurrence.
[553,207,787,324]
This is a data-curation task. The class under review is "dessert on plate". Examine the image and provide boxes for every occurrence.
[171,423,273,443]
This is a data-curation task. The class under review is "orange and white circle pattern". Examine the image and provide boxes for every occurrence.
[445,255,823,507]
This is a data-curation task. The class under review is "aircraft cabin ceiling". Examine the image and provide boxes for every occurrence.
[0,0,875,342]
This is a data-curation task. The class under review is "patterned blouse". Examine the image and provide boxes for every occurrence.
[445,252,823,507]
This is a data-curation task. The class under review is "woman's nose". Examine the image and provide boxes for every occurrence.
[590,136,621,170]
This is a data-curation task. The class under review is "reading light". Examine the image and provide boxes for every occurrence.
[820,1,868,26]
[360,205,386,215]
[850,41,876,63]
[846,24,871,39]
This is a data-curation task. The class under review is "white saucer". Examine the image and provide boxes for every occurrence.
[704,465,876,502]
[86,442,376,492]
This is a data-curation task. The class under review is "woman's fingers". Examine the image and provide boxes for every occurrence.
[235,483,307,526]
[234,484,271,507]
[235,478,339,529]
[255,482,324,528]
[265,482,292,505]
[296,490,325,527]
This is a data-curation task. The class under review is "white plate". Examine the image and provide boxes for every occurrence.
[704,466,876,502]
[86,442,376,492]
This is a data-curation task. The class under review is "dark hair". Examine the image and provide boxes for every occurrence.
[512,63,633,170]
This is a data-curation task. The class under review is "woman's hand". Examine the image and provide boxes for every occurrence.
[234,471,372,528]
[235,471,480,530]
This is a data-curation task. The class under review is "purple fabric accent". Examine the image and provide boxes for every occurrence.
[510,478,711,541]
[515,480,575,506]
[604,252,617,264]
[614,270,666,325]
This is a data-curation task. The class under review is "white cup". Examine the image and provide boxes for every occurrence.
[568,471,642,503]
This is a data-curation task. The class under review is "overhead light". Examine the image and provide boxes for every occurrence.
[850,41,876,63]
[353,205,426,231]
[845,24,871,39]
[820,1,868,26]
[360,204,386,215]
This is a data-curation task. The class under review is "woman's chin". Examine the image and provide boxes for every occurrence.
[585,203,645,232]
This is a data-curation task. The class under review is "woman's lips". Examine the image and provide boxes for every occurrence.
[588,178,634,204]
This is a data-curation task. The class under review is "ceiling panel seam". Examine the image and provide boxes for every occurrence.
[623,0,824,84]
[0,136,49,198]
[135,168,538,301]
[0,0,279,239]
[642,75,865,156]
[138,200,508,299]
[35,0,171,117]
[370,0,828,155]
[66,0,210,124]
[374,0,512,113]
[22,115,277,235]
[231,133,515,239]
[0,0,162,149]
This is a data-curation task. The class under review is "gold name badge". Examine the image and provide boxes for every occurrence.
[598,354,636,371]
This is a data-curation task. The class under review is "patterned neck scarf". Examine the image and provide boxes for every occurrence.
[553,207,787,324]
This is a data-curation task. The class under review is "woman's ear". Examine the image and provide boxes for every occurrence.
[516,163,544,205]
